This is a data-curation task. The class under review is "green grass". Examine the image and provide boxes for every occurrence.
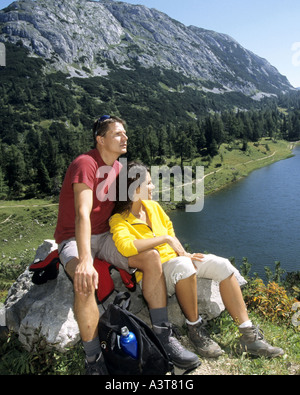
[0,198,58,302]
[205,310,300,375]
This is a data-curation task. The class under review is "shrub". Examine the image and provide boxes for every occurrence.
[243,279,298,326]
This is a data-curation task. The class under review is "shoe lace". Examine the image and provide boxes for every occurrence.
[252,325,264,341]
[161,323,186,353]
[197,325,215,346]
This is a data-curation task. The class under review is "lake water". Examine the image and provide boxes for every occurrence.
[170,146,300,280]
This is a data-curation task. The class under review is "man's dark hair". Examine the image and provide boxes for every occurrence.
[93,115,126,147]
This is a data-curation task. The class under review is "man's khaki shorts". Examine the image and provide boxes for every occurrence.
[58,232,135,274]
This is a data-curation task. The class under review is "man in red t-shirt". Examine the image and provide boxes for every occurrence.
[54,116,200,375]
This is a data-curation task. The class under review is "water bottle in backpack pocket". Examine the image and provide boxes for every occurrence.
[98,292,174,375]
[120,326,138,359]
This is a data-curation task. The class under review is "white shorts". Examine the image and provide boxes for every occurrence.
[162,254,235,297]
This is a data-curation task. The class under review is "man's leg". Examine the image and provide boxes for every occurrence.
[65,258,100,342]
[129,249,167,310]
[64,257,107,375]
[96,234,200,370]
[175,274,198,322]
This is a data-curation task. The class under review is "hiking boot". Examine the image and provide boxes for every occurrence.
[153,323,200,371]
[239,325,284,358]
[187,321,224,358]
[85,353,109,375]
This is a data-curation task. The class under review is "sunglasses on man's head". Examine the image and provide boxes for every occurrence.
[95,115,111,137]
[98,115,111,123]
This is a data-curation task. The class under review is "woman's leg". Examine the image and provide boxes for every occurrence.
[128,249,167,310]
[175,274,198,322]
[219,273,249,325]
[165,257,223,358]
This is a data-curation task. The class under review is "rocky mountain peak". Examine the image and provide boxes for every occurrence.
[0,0,293,96]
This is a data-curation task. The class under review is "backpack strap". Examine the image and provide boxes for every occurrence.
[112,291,131,310]
[119,269,136,292]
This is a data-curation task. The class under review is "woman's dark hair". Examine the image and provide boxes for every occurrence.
[93,115,126,147]
[112,161,149,216]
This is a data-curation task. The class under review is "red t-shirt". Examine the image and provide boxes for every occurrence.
[54,149,122,244]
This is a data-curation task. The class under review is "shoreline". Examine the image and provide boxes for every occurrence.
[162,138,296,211]
[207,140,300,196]
[203,140,295,196]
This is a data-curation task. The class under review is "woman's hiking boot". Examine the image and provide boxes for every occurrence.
[239,325,284,358]
[187,321,224,358]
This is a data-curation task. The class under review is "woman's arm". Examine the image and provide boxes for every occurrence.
[134,235,204,263]
[133,235,170,253]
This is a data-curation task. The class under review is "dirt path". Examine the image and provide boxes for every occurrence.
[0,203,58,209]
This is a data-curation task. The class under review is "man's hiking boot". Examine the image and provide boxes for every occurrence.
[239,325,284,358]
[153,323,200,371]
[187,321,224,358]
[85,353,109,375]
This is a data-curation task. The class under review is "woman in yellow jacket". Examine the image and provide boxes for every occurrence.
[109,162,284,359]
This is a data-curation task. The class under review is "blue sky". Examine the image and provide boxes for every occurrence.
[1,0,300,87]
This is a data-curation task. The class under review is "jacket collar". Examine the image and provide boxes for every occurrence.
[125,201,153,225]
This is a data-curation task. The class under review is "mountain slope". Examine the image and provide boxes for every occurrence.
[0,0,293,97]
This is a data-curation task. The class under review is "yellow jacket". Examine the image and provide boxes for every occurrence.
[109,200,177,282]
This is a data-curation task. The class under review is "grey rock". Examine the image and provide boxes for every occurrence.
[3,240,246,352]
[4,240,79,352]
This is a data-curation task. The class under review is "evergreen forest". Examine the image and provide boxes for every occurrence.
[1,42,300,199]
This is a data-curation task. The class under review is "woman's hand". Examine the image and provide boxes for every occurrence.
[165,236,186,256]
[166,236,204,262]
[185,252,204,262]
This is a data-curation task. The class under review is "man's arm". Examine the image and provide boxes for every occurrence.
[73,183,98,295]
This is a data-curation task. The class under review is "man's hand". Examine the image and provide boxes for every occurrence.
[74,259,98,296]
